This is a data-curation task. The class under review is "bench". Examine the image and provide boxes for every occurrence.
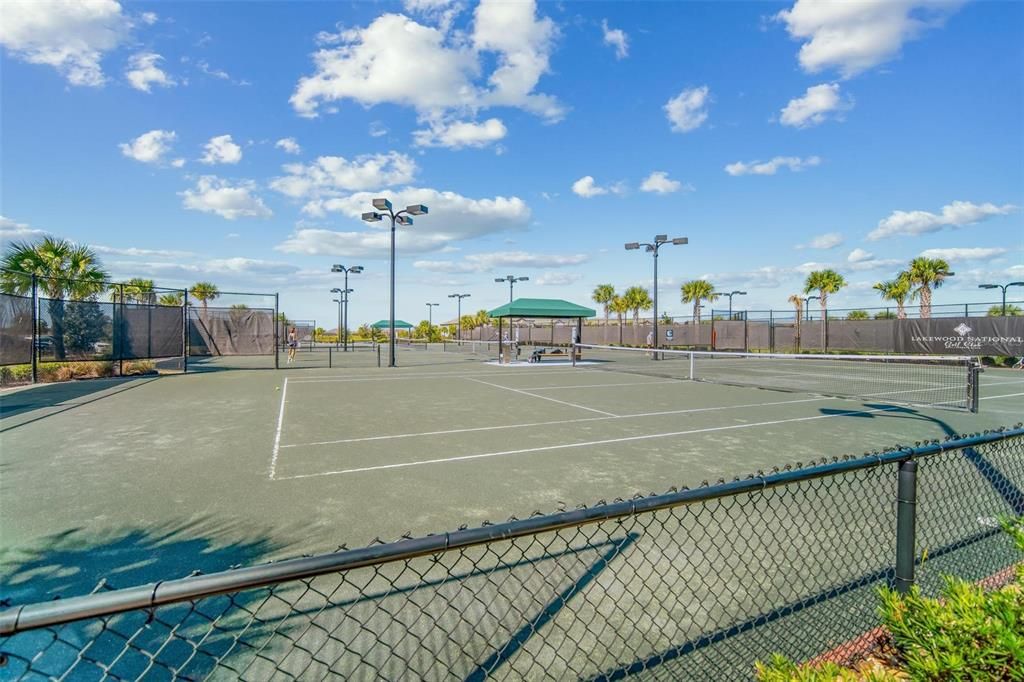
[529,348,576,363]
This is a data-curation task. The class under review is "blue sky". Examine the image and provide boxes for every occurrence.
[1,0,1022,326]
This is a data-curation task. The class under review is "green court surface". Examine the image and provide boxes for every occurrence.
[2,346,1022,604]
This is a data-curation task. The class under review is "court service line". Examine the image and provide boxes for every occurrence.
[288,369,575,384]
[280,394,835,449]
[275,403,906,480]
[980,391,1024,400]
[269,376,289,480]
[464,376,619,417]
[517,379,681,391]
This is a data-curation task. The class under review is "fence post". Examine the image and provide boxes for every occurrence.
[274,293,280,370]
[894,459,918,594]
[117,283,124,377]
[183,289,189,374]
[769,309,774,353]
[964,303,968,317]
[31,274,38,384]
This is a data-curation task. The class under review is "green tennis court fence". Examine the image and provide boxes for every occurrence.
[2,427,1022,680]
[573,343,981,413]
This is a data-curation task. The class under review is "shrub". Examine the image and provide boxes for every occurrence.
[846,310,870,320]
[122,360,157,376]
[757,517,1024,681]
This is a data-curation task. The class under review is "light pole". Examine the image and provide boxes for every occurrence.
[362,199,428,367]
[330,288,343,347]
[979,282,1024,316]
[331,265,363,351]
[426,302,439,334]
[449,293,471,340]
[803,295,819,321]
[625,235,688,358]
[495,275,529,303]
[713,290,747,320]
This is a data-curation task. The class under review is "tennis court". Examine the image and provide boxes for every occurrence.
[2,345,1022,605]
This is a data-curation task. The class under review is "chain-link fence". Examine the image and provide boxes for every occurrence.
[2,427,1022,680]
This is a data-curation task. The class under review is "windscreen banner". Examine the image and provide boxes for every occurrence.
[895,317,1024,356]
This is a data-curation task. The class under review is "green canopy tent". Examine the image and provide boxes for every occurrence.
[487,298,596,362]
[370,319,414,338]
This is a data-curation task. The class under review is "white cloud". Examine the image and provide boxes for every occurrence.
[535,271,583,286]
[0,215,47,240]
[601,19,628,59]
[571,176,625,198]
[180,176,272,220]
[276,187,532,257]
[93,245,194,258]
[797,232,844,250]
[200,134,243,165]
[0,0,132,86]
[271,152,418,198]
[780,83,851,128]
[847,247,873,263]
[868,200,1018,240]
[414,251,588,273]
[413,118,507,149]
[125,52,177,92]
[725,155,821,176]
[171,158,186,168]
[775,0,965,78]
[664,85,711,133]
[640,171,689,194]
[291,1,563,125]
[918,247,1009,262]
[369,121,389,138]
[119,129,177,165]
[140,11,158,25]
[275,137,302,155]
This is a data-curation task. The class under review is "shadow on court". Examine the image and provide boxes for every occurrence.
[0,376,160,432]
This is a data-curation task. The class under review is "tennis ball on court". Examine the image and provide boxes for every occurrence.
[275,386,280,391]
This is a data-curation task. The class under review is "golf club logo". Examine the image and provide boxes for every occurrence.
[954,323,972,337]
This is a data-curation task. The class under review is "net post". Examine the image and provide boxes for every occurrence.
[30,274,38,384]
[182,289,189,374]
[894,459,918,594]
[968,361,981,413]
[274,293,280,370]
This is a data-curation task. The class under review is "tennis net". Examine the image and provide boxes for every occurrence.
[443,339,500,355]
[573,344,981,412]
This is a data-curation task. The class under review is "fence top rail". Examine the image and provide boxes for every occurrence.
[1,426,1020,636]
[574,343,980,365]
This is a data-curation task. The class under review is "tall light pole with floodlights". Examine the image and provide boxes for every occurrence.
[426,303,439,333]
[449,293,471,340]
[361,199,428,367]
[330,265,363,351]
[979,282,1024,316]
[330,288,343,347]
[495,275,529,303]
[803,295,820,321]
[713,290,747,320]
[625,235,688,359]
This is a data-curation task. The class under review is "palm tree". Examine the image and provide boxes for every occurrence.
[158,292,184,307]
[623,286,652,327]
[189,281,220,310]
[116,277,156,304]
[1,237,109,360]
[592,284,616,327]
[803,269,846,320]
[906,257,953,319]
[609,295,629,344]
[680,279,718,324]
[873,272,912,319]
[989,304,1022,317]
[473,309,491,329]
[787,294,803,350]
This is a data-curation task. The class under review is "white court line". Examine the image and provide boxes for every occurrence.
[288,369,574,384]
[275,403,907,480]
[980,391,1024,400]
[269,376,289,480]
[519,379,680,391]
[983,378,1024,386]
[280,395,834,449]
[464,376,619,417]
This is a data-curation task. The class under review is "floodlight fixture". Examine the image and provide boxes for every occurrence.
[672,237,688,245]
[372,197,392,212]
[624,234,689,359]
[406,204,428,216]
[655,234,668,242]
[331,265,343,272]
[361,212,382,223]
[625,242,640,250]
[979,281,1024,315]
[350,266,364,273]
